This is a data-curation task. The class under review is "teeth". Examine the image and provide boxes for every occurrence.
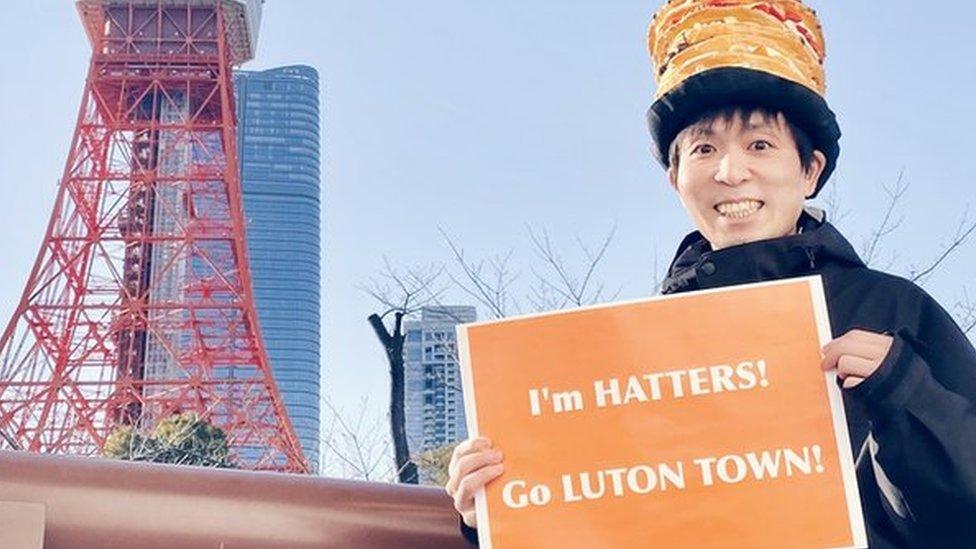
[716,199,763,219]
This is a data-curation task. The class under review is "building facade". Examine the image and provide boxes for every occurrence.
[234,65,321,471]
[403,306,477,465]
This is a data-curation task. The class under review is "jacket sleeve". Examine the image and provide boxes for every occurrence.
[459,516,480,545]
[848,296,976,546]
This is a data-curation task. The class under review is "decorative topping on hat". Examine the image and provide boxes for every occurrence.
[649,0,827,100]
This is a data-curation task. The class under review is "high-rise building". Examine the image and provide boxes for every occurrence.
[404,306,477,463]
[234,65,321,472]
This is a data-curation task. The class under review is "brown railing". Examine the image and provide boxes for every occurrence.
[0,450,468,548]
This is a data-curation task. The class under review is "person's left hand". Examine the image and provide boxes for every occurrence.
[820,329,894,389]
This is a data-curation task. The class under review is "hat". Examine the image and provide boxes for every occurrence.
[647,0,840,197]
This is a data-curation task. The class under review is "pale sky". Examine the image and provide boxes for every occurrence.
[0,1,974,475]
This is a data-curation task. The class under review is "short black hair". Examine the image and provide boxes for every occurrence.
[667,105,816,174]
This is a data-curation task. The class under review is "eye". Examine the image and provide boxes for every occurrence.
[690,143,715,156]
[751,140,773,151]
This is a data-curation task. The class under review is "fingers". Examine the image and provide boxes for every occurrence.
[453,436,492,457]
[445,437,506,528]
[453,463,505,523]
[839,329,891,352]
[842,375,865,389]
[835,328,889,342]
[821,330,893,390]
[461,507,478,529]
[821,329,892,370]
[836,354,878,379]
[822,334,877,366]
[446,449,503,495]
[447,437,492,492]
[450,437,492,473]
[457,449,504,481]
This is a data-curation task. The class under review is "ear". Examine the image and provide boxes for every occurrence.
[803,150,827,198]
[667,165,678,191]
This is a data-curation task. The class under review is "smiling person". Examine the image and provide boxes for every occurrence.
[447,1,976,547]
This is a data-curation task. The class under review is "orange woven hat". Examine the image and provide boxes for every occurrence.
[647,0,841,197]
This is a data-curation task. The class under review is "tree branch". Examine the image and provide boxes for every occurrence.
[862,172,907,267]
[910,207,976,285]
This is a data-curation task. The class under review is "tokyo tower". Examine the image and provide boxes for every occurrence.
[0,0,307,472]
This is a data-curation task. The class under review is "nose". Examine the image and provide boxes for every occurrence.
[714,150,750,186]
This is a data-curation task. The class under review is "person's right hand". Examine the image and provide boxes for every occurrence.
[445,437,505,528]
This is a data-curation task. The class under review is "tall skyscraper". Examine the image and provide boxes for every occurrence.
[404,306,477,462]
[234,66,321,472]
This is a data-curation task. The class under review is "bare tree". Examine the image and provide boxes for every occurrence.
[909,207,976,286]
[320,396,396,481]
[428,228,621,393]
[526,225,619,310]
[817,176,851,226]
[362,259,447,484]
[361,228,619,484]
[956,287,976,336]
[439,225,620,318]
[828,171,975,332]
[842,173,976,286]
[439,227,519,319]
[861,173,906,269]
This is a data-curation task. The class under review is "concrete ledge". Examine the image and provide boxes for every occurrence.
[0,450,466,548]
[0,501,45,549]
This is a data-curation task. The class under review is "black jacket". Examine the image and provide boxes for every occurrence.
[461,211,976,547]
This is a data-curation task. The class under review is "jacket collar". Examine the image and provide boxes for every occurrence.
[661,208,865,294]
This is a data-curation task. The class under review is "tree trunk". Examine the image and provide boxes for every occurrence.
[368,312,418,484]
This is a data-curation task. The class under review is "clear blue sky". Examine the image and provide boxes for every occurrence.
[0,2,974,470]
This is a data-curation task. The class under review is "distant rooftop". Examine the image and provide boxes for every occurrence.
[420,306,477,323]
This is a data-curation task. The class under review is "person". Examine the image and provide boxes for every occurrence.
[446,1,976,547]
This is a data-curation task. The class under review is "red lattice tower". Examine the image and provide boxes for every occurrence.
[0,0,308,472]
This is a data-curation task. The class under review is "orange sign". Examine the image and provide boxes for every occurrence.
[457,276,866,548]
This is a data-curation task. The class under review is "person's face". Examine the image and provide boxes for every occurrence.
[667,111,826,250]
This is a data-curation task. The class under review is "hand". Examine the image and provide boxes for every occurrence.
[821,329,894,389]
[445,437,504,528]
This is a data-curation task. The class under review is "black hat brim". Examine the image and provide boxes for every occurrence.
[647,67,841,198]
